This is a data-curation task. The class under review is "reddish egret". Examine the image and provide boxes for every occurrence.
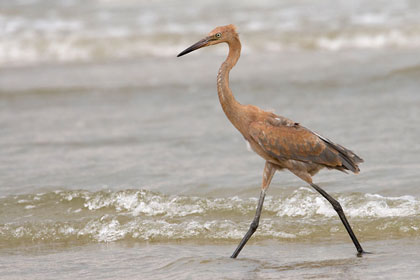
[177,24,367,258]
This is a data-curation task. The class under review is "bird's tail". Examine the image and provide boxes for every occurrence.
[327,141,363,173]
[313,131,363,174]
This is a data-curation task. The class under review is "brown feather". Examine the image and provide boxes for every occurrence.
[178,24,366,257]
[249,120,362,173]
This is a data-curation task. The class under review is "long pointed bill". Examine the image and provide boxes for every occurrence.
[177,37,210,57]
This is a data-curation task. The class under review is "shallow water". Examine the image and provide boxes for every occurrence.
[1,0,420,279]
[1,240,420,280]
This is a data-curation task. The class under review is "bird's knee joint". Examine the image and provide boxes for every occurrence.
[250,220,259,231]
[332,200,343,213]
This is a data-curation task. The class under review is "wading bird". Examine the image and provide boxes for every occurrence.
[177,24,368,258]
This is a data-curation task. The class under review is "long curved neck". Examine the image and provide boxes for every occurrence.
[217,36,243,129]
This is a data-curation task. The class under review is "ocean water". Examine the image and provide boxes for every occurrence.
[1,0,420,279]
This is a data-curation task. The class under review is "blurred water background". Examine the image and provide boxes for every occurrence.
[1,0,420,279]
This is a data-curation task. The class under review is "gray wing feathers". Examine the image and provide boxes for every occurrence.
[312,131,363,173]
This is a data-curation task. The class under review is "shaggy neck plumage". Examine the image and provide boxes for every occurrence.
[217,36,243,128]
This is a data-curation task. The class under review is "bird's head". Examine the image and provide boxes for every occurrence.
[177,24,238,57]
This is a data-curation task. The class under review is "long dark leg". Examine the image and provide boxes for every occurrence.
[231,162,275,258]
[310,183,367,255]
[230,189,266,258]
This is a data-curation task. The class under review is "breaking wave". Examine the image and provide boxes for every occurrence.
[3,0,420,66]
[3,28,420,66]
[1,188,419,247]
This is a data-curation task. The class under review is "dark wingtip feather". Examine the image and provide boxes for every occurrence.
[340,155,360,173]
[333,144,363,174]
[312,131,363,174]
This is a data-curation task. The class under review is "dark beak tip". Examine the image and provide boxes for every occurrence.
[176,49,188,57]
[176,37,209,58]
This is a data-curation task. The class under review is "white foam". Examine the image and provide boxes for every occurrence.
[352,14,388,25]
[77,188,420,221]
[82,190,205,218]
[13,226,26,238]
[2,27,420,66]
[2,1,420,67]
[350,193,420,217]
[59,225,76,235]
[96,219,126,242]
[264,187,420,219]
[8,189,417,243]
[317,30,420,50]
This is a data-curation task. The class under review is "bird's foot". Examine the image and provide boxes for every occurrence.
[357,250,372,257]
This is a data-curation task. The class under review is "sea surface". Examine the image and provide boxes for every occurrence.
[1,0,420,279]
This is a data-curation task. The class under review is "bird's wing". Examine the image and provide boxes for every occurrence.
[249,120,362,172]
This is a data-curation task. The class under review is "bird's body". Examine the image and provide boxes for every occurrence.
[178,24,367,258]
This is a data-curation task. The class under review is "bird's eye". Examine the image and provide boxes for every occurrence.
[215,32,222,38]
